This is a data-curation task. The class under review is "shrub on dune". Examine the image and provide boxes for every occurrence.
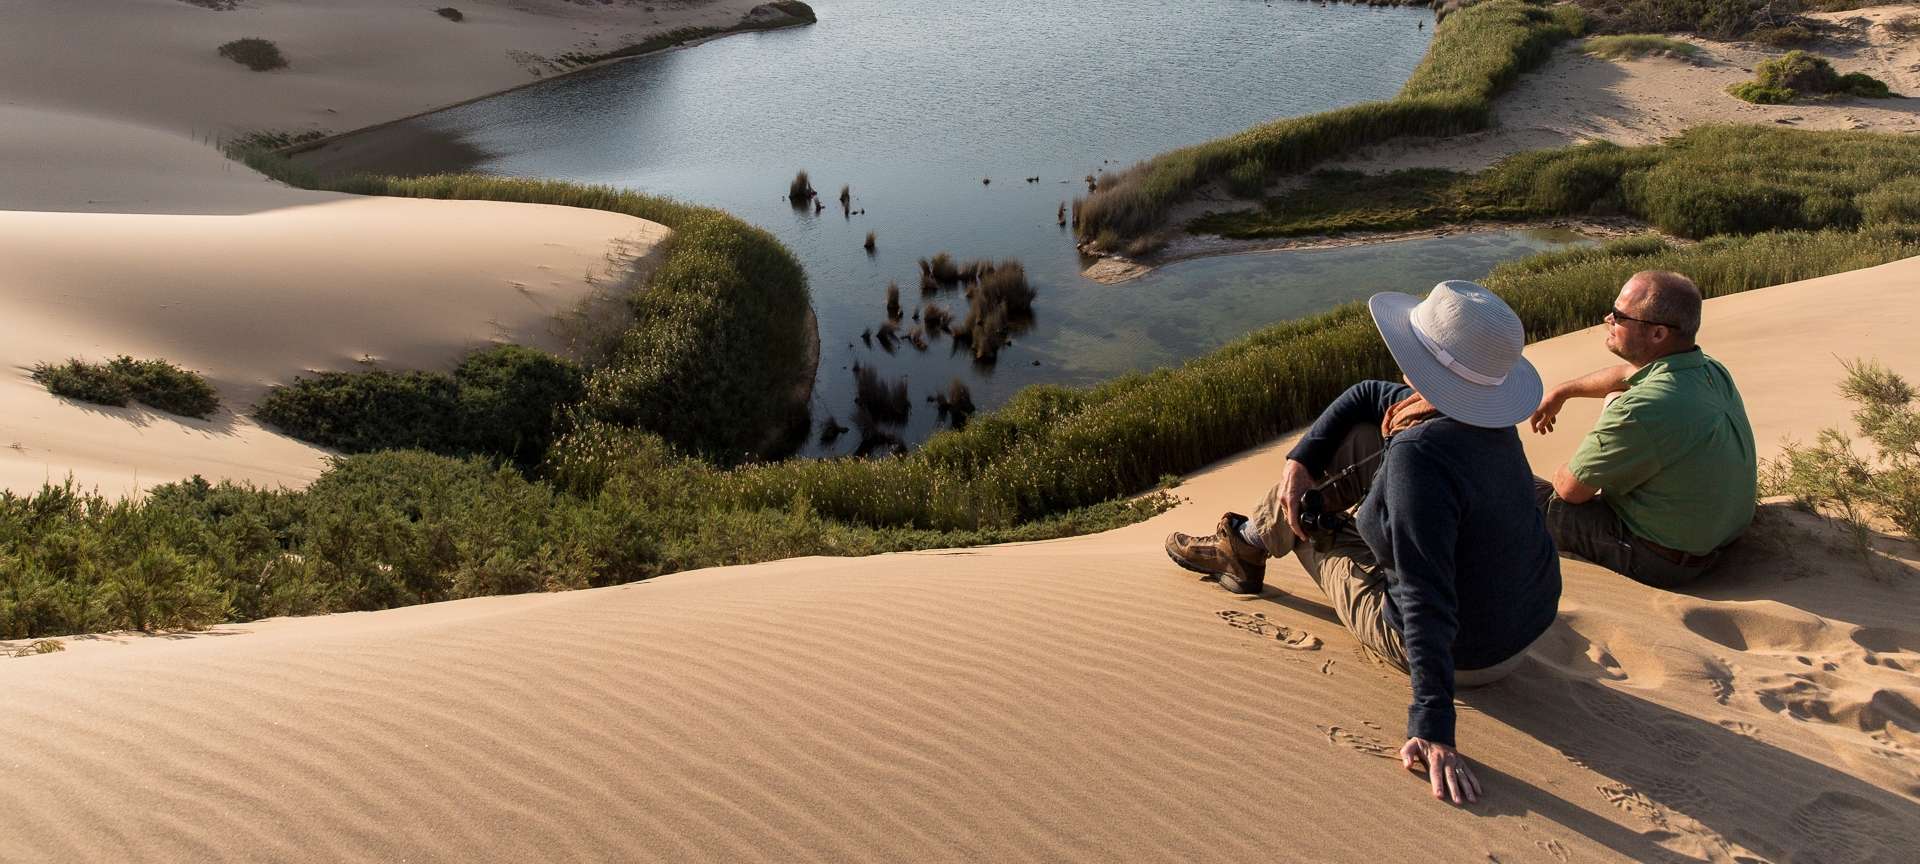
[435,7,464,22]
[218,38,287,71]
[31,356,220,419]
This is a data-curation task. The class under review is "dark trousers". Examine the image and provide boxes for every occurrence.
[1532,479,1708,589]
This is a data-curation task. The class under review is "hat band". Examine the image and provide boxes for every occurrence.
[1411,318,1507,387]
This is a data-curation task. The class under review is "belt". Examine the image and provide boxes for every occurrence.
[1636,536,1720,569]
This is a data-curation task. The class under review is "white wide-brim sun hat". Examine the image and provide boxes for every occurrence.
[1368,280,1542,429]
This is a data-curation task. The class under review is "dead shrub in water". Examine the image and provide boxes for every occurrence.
[874,321,900,354]
[852,364,910,427]
[921,252,961,285]
[931,379,978,428]
[921,302,953,334]
[788,170,815,202]
[956,260,1036,362]
[885,282,902,322]
[864,231,876,253]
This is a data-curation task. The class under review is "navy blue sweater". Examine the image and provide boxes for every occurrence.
[1288,381,1561,746]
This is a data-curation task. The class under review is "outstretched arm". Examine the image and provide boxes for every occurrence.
[1530,363,1636,434]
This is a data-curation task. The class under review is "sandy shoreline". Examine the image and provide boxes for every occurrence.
[4,258,1917,862]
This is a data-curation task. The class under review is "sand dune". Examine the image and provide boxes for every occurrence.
[0,105,667,497]
[4,259,1916,863]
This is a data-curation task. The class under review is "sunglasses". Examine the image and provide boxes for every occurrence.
[1606,306,1677,330]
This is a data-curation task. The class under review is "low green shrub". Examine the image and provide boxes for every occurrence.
[218,38,287,72]
[1838,72,1892,98]
[31,357,219,419]
[255,345,582,463]
[1728,81,1796,103]
[1729,50,1894,103]
[32,360,131,408]
[106,356,221,419]
[1582,34,1700,58]
[435,7,463,21]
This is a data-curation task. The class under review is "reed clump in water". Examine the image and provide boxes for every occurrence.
[955,261,1035,362]
[920,302,953,334]
[852,363,911,427]
[864,231,876,253]
[931,379,978,429]
[789,170,815,203]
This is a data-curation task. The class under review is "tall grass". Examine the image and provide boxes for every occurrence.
[1582,34,1700,58]
[1073,0,1584,249]
[234,153,813,463]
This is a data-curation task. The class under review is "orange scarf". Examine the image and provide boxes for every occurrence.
[1381,393,1441,439]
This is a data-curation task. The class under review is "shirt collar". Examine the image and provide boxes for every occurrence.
[1630,346,1705,382]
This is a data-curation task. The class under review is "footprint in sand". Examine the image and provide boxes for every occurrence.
[1572,682,1710,765]
[1216,610,1321,650]
[1317,724,1398,760]
[1533,838,1569,862]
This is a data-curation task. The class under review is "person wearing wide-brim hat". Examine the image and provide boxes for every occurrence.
[1165,280,1561,805]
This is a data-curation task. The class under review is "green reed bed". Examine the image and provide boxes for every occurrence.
[1072,0,1584,250]
[1195,126,1920,240]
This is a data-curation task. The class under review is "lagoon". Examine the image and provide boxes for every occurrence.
[345,0,1583,454]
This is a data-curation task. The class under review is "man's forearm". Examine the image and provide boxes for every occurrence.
[1550,363,1636,401]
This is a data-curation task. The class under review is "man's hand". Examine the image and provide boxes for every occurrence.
[1529,388,1567,435]
[1277,459,1315,542]
[1400,738,1481,805]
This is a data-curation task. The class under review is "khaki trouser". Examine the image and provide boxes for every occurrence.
[1249,425,1527,686]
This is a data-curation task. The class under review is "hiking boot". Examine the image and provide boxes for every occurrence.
[1164,512,1267,594]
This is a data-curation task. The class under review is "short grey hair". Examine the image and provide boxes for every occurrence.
[1630,270,1701,343]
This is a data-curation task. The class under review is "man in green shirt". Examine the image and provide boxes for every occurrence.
[1530,270,1756,588]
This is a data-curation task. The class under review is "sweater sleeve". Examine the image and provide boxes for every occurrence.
[1381,439,1464,746]
[1286,380,1412,475]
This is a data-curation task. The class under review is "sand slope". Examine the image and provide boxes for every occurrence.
[6,0,773,144]
[0,105,667,498]
[4,259,1916,862]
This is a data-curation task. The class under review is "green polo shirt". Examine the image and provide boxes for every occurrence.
[1567,348,1756,555]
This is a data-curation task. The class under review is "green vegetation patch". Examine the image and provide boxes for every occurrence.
[1729,50,1896,103]
[435,7,463,22]
[233,156,814,465]
[1196,126,1920,240]
[256,346,584,465]
[1582,34,1701,59]
[32,357,220,419]
[218,38,287,72]
[1073,0,1584,250]
[1763,360,1920,545]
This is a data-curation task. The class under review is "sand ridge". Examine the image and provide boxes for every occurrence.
[2,256,1917,863]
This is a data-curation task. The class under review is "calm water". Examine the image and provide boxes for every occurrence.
[404,0,1583,454]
